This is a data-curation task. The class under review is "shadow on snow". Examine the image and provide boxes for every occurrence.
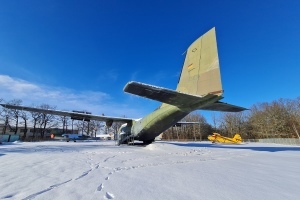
[164,142,300,152]
[0,141,120,155]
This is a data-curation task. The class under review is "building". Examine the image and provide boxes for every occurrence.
[0,123,78,140]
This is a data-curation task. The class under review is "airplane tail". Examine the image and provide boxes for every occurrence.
[123,28,247,112]
[176,27,223,96]
[233,134,242,142]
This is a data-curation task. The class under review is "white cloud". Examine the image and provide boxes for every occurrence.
[0,75,103,112]
[0,74,149,118]
[0,75,40,96]
[0,75,106,102]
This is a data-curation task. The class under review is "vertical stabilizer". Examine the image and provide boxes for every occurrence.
[176,27,223,96]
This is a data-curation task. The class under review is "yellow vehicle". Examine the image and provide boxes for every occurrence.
[208,133,242,144]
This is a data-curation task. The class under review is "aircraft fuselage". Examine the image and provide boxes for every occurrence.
[120,104,189,143]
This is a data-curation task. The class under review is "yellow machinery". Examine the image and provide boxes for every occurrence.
[208,133,242,144]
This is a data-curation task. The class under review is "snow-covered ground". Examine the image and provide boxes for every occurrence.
[1,141,300,200]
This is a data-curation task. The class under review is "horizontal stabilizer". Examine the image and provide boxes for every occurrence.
[124,81,247,112]
[200,102,247,112]
[124,81,221,109]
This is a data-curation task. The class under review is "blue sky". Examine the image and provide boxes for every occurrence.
[1,0,300,121]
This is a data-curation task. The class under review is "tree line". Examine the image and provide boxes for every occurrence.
[0,99,119,141]
[163,97,300,141]
[1,96,300,141]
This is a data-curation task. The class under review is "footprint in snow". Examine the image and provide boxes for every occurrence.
[104,192,115,199]
[97,183,103,191]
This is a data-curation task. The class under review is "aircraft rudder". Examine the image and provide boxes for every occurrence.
[176,27,223,97]
[233,134,242,143]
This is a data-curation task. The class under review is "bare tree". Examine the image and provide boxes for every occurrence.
[7,99,22,134]
[37,104,58,138]
[211,112,218,132]
[30,110,42,139]
[0,99,10,134]
[218,112,247,138]
[183,112,209,141]
[75,121,87,135]
[284,98,300,138]
[247,98,300,139]
[111,118,126,135]
[20,111,30,140]
[248,103,268,138]
[59,116,69,134]
[162,112,212,141]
